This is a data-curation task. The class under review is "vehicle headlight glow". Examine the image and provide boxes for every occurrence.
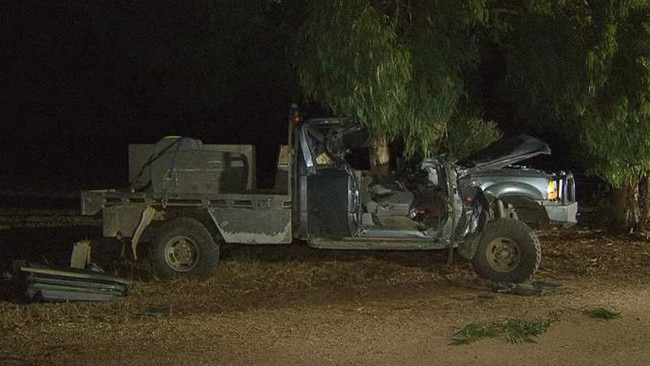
[547,180,558,200]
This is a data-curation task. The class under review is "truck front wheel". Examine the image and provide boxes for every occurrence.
[149,218,220,280]
[471,218,541,283]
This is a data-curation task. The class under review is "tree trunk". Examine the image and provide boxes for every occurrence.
[370,134,390,177]
[610,178,641,234]
[639,174,650,232]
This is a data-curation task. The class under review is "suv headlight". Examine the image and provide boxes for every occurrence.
[547,180,558,200]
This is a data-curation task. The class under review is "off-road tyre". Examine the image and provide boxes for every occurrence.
[149,217,220,280]
[471,218,541,283]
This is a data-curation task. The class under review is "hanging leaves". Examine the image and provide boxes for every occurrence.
[494,0,650,190]
[297,0,411,139]
[576,2,650,188]
[297,0,497,158]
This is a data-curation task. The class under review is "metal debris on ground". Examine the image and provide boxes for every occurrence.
[13,260,133,302]
[141,306,171,319]
[492,281,566,296]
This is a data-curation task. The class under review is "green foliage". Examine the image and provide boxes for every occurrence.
[497,4,591,132]
[297,0,411,138]
[297,0,497,158]
[491,0,650,194]
[392,0,491,157]
[452,317,551,345]
[501,318,551,344]
[579,4,650,188]
[452,322,500,345]
[585,307,622,320]
[444,117,502,160]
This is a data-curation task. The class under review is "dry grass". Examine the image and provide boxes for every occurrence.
[538,228,650,280]
[3,206,650,364]
[0,241,485,343]
[0,225,644,351]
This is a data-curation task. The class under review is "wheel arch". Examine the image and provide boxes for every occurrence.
[147,215,221,279]
[136,207,223,257]
[482,182,545,202]
[500,196,549,228]
[481,185,549,228]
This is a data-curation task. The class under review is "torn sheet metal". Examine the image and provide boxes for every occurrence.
[13,261,133,302]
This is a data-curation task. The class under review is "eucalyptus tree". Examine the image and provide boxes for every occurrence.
[493,0,650,232]
[297,0,500,174]
[580,3,650,232]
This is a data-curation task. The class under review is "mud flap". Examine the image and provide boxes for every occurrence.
[456,237,479,260]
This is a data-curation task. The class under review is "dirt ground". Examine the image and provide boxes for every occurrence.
[2,204,650,365]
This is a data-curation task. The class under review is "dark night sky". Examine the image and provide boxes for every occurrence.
[0,1,578,194]
[1,1,299,191]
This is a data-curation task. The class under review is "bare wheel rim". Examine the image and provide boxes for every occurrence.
[164,235,200,272]
[485,237,521,273]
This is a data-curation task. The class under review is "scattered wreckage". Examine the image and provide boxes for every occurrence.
[13,262,132,302]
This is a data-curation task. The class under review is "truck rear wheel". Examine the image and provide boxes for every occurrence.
[149,218,220,280]
[471,218,541,283]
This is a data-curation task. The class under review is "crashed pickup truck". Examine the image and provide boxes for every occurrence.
[81,106,577,283]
